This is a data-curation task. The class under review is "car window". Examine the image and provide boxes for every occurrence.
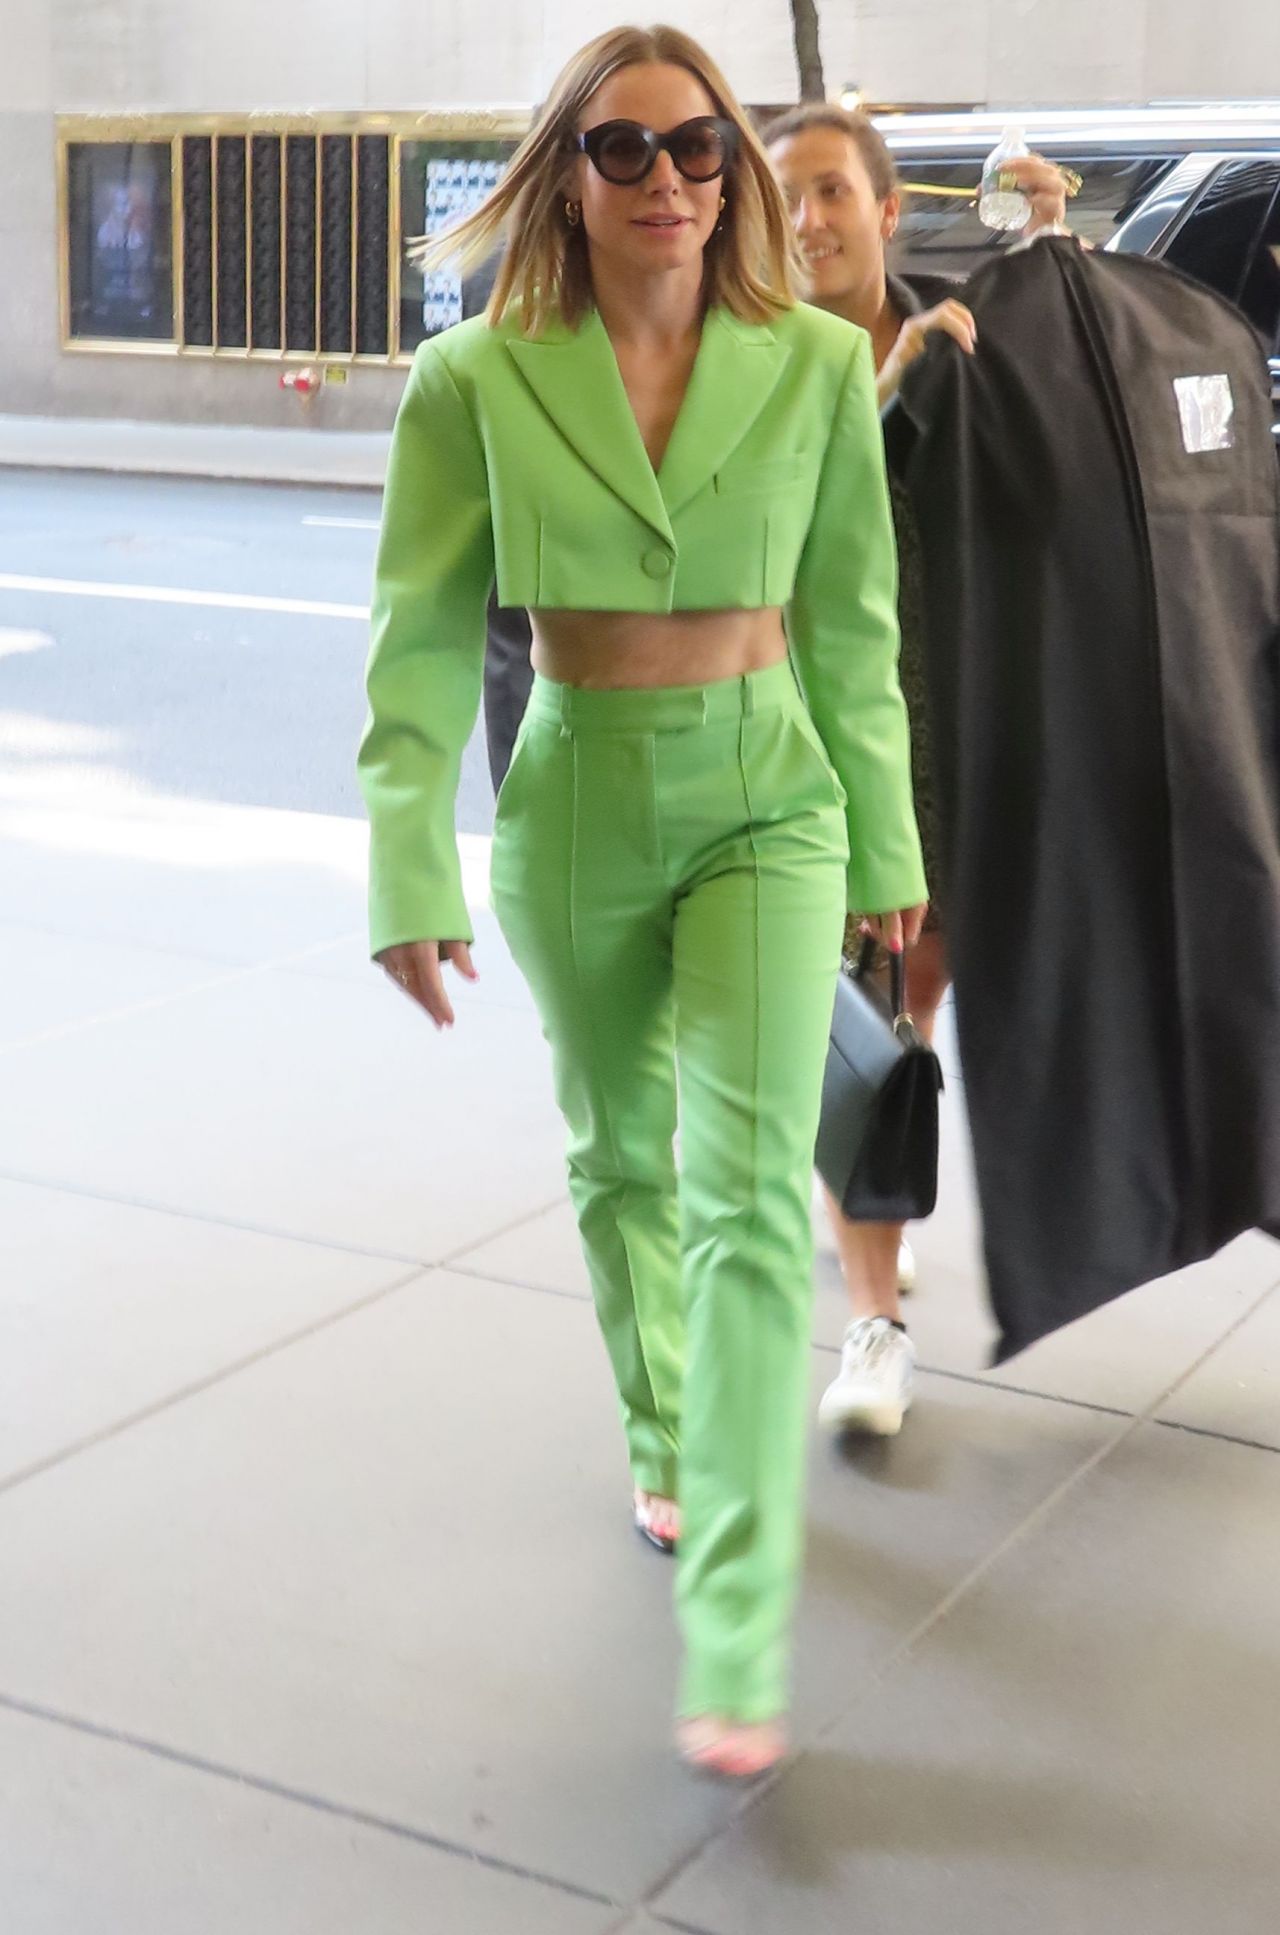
[891,156,1172,281]
[1238,185,1280,351]
[1162,158,1280,339]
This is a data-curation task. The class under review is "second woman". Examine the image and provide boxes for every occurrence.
[767,105,1069,1438]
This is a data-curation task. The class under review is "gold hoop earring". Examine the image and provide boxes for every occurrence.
[713,193,727,236]
[564,200,581,228]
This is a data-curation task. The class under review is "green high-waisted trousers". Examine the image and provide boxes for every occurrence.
[489,660,848,1722]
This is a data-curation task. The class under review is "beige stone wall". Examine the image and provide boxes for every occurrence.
[23,0,1278,117]
[2,0,1276,427]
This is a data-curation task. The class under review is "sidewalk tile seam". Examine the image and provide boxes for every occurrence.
[446,1261,591,1306]
[598,1913,716,1935]
[809,1342,1140,1423]
[633,1267,1280,1915]
[0,1188,579,1496]
[439,1195,572,1271]
[0,1264,432,1501]
[0,1168,439,1270]
[0,912,292,973]
[0,1691,619,1913]
[0,959,286,1062]
[0,1170,573,1298]
[636,1410,1148,1918]
[270,959,536,1018]
[0,928,370,1062]
[912,1362,1137,1423]
[1153,1415,1280,1457]
[421,1285,1197,1439]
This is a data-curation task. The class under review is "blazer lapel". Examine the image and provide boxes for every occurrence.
[506,311,674,546]
[657,309,793,518]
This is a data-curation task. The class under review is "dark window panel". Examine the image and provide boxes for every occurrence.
[356,134,390,356]
[181,136,214,346]
[319,134,354,354]
[214,134,247,348]
[284,135,317,352]
[250,134,283,351]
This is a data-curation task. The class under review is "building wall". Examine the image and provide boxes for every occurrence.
[2,0,1278,429]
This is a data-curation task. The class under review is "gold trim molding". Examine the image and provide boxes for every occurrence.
[56,109,533,141]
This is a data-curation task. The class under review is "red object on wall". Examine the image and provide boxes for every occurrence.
[280,367,321,397]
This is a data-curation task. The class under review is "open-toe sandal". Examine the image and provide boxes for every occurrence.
[632,1491,679,1555]
[677,1717,787,1780]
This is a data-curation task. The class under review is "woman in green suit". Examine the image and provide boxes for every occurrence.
[359,24,925,1778]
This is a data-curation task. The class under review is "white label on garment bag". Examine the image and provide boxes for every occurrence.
[1173,374,1236,453]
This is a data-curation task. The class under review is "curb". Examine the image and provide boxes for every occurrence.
[0,417,389,489]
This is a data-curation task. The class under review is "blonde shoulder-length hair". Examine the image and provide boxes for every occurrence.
[411,24,804,336]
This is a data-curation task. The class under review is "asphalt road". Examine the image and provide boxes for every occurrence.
[0,467,496,830]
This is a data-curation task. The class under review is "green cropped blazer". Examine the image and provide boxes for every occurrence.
[358,299,925,952]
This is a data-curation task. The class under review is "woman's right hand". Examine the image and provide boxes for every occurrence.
[1003,153,1073,236]
[376,939,478,1029]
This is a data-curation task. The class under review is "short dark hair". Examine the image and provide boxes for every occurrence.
[762,103,899,203]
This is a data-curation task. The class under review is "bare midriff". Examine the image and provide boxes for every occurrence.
[530,606,789,691]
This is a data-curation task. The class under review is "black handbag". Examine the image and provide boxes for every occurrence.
[815,937,944,1223]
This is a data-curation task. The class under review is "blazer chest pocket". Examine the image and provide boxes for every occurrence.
[714,453,809,496]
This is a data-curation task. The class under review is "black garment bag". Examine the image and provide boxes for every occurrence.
[895,238,1280,1360]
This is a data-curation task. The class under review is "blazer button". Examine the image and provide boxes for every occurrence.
[642,547,673,579]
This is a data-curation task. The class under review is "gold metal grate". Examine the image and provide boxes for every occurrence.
[57,111,531,365]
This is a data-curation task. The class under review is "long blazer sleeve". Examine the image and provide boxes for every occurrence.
[789,330,927,915]
[358,342,494,954]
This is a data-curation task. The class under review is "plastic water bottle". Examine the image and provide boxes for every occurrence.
[979,126,1031,232]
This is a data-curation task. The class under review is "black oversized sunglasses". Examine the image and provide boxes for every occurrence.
[575,116,740,187]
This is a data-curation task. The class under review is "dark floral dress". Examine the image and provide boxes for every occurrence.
[890,475,942,933]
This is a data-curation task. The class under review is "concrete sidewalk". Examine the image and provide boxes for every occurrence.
[2,776,1279,1932]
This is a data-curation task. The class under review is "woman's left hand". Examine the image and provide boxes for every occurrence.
[877,299,977,407]
[863,903,929,954]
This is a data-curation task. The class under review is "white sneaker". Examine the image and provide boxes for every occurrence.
[818,1317,916,1436]
[897,1239,917,1294]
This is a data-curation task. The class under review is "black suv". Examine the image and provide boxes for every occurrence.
[876,107,1280,434]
